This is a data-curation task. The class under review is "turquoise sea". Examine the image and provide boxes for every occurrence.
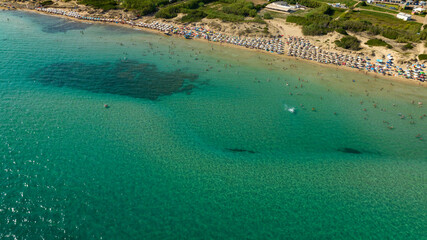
[0,10,426,239]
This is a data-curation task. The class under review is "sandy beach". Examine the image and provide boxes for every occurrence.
[1,1,426,87]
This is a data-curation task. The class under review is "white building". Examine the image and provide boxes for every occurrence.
[412,7,426,14]
[396,12,412,21]
[265,1,304,12]
[327,3,347,8]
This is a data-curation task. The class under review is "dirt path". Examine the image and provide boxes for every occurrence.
[335,1,361,20]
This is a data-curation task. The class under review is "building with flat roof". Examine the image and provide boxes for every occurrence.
[396,12,412,20]
[412,7,426,14]
[265,1,305,12]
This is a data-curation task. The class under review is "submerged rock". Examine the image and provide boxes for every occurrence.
[226,148,256,154]
[31,60,201,100]
[338,148,362,154]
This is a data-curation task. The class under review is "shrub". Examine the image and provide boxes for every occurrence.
[263,12,273,19]
[366,38,392,48]
[181,10,207,22]
[306,13,332,24]
[287,3,424,40]
[318,5,335,16]
[205,9,245,22]
[155,5,181,18]
[302,24,332,35]
[79,0,117,10]
[253,15,267,24]
[402,43,414,51]
[380,27,400,39]
[283,0,323,8]
[223,0,257,17]
[299,13,334,35]
[255,4,265,11]
[360,1,367,6]
[336,28,348,35]
[132,1,157,15]
[286,5,334,37]
[286,15,309,25]
[420,29,427,40]
[263,27,269,34]
[184,0,202,9]
[40,0,54,6]
[367,25,381,35]
[418,54,427,60]
[341,20,371,32]
[396,37,408,43]
[335,35,361,50]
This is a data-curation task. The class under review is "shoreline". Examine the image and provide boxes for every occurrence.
[193,37,426,88]
[2,6,426,87]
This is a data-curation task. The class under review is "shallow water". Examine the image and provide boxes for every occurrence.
[1,11,426,239]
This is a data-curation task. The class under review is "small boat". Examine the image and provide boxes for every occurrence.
[288,107,295,113]
[104,104,109,108]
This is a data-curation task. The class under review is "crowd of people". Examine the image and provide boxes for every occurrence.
[287,37,426,80]
[134,21,285,54]
[35,7,426,82]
